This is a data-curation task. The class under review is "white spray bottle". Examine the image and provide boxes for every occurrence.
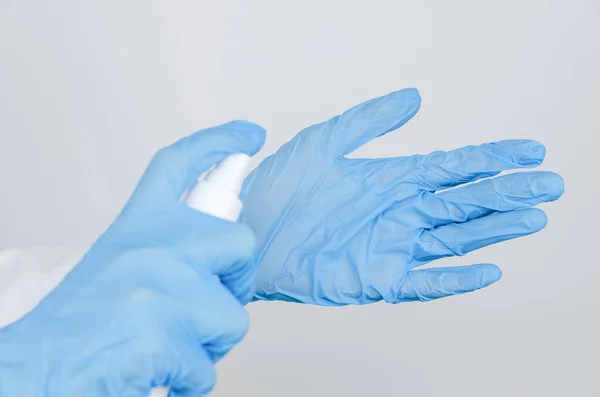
[149,152,251,397]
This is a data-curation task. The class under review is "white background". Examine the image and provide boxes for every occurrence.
[1,1,599,395]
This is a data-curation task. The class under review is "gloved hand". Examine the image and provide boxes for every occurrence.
[240,89,564,305]
[0,121,266,396]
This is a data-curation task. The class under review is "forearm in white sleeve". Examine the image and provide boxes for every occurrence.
[0,246,86,327]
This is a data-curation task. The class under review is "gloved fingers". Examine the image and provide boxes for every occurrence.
[123,281,244,394]
[162,347,216,397]
[415,208,548,262]
[161,208,257,303]
[394,264,502,302]
[322,88,421,158]
[190,277,250,361]
[406,171,564,229]
[173,210,257,275]
[106,330,216,397]
[219,257,257,305]
[130,120,266,205]
[143,341,215,397]
[405,139,546,191]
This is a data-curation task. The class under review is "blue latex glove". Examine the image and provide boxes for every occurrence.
[0,121,266,396]
[241,89,564,305]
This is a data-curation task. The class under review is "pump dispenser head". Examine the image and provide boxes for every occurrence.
[203,153,251,194]
[183,153,251,221]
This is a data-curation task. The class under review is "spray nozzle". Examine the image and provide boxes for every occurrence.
[203,153,251,195]
[183,153,252,221]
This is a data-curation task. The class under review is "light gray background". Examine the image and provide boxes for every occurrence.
[1,1,599,396]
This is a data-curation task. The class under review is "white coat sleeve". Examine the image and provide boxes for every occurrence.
[0,245,87,327]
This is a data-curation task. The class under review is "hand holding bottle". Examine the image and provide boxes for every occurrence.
[0,121,266,396]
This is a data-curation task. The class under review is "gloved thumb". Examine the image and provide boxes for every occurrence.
[130,120,266,205]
